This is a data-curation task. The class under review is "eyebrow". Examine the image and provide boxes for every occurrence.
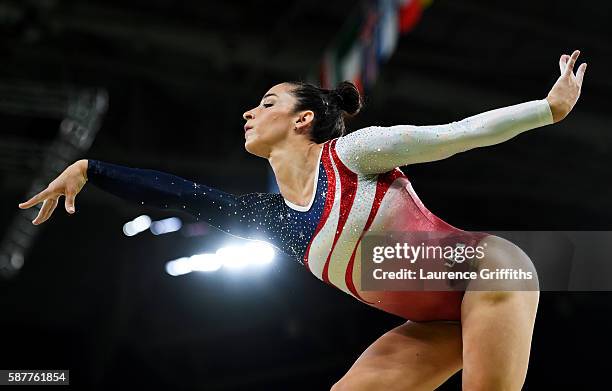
[262,93,278,99]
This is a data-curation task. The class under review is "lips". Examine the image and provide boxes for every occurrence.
[244,125,253,133]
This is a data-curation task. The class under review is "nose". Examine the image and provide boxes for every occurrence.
[243,109,254,121]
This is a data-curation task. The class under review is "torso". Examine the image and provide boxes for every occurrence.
[263,138,488,321]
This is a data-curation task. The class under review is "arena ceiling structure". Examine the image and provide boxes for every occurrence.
[1,1,611,389]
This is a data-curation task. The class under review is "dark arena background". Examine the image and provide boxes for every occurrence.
[1,0,611,389]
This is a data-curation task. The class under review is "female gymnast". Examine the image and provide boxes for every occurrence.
[19,50,586,390]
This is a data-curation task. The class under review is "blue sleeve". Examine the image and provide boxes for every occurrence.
[86,159,283,241]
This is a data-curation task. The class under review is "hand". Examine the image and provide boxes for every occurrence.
[18,159,89,225]
[546,50,587,123]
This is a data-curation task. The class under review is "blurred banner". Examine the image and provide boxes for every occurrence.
[319,0,433,92]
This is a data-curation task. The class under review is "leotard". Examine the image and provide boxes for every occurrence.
[87,99,553,321]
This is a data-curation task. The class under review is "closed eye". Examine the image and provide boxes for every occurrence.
[262,103,273,108]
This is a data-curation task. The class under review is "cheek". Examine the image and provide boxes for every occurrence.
[258,110,292,136]
[268,113,281,122]
[264,113,287,130]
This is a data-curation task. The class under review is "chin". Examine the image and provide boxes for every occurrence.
[244,139,266,158]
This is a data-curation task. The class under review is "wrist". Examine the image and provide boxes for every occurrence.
[76,159,89,181]
[545,96,561,123]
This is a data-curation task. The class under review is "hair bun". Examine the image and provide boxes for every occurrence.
[334,81,363,117]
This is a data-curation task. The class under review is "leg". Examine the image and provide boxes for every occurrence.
[331,321,463,391]
[461,235,540,391]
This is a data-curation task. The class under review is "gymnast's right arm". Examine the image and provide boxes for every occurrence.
[18,159,269,239]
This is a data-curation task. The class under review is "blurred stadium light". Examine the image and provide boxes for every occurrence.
[165,241,275,276]
[0,82,108,279]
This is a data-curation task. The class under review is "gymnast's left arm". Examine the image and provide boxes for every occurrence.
[335,50,587,175]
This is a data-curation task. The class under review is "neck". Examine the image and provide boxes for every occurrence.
[268,138,323,207]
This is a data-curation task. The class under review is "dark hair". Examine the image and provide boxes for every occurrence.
[287,80,363,143]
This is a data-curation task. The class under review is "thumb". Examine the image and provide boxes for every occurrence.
[576,63,587,87]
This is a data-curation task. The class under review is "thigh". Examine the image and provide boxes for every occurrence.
[461,235,540,391]
[331,321,463,391]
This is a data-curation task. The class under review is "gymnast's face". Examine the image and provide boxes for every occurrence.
[242,83,314,158]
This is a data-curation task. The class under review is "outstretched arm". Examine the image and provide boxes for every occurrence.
[336,99,553,174]
[86,160,276,239]
[18,158,279,242]
[335,50,587,175]
[19,159,300,260]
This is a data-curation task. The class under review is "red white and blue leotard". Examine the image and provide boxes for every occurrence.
[87,99,553,321]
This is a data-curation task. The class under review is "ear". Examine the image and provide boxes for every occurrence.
[294,110,314,133]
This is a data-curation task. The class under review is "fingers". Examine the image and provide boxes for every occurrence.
[32,197,58,225]
[564,50,580,75]
[576,62,587,86]
[64,189,77,214]
[18,188,52,209]
[559,54,569,74]
[29,189,76,225]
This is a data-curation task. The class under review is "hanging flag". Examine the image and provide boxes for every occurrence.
[398,0,424,33]
[377,0,399,61]
[318,0,433,93]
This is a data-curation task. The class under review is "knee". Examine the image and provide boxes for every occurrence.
[478,290,514,304]
[477,289,539,308]
[479,289,538,302]
[469,290,540,324]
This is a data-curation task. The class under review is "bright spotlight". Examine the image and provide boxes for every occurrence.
[216,245,249,269]
[189,253,222,272]
[123,215,152,236]
[123,222,137,236]
[150,217,182,235]
[164,241,276,276]
[165,257,192,276]
[244,241,276,265]
[132,215,152,231]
